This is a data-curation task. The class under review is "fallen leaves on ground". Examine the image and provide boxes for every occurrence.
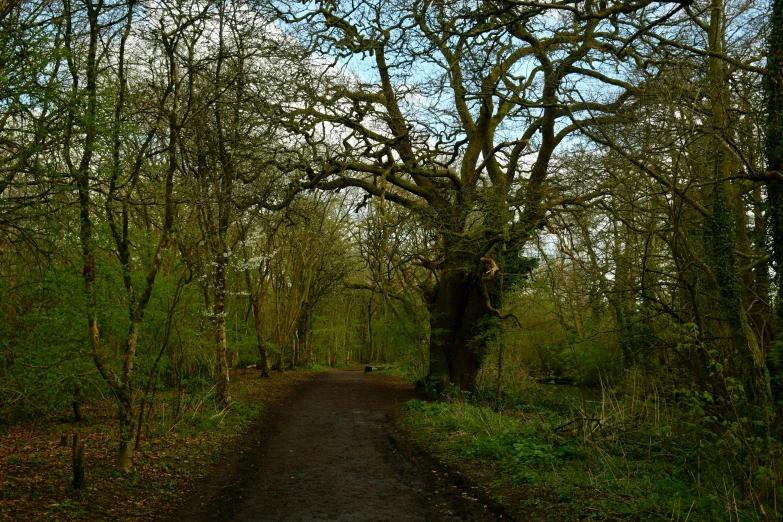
[0,369,316,521]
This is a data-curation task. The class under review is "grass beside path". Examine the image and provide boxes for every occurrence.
[0,369,316,521]
[399,394,758,522]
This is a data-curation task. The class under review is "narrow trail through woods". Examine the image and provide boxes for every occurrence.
[169,371,506,522]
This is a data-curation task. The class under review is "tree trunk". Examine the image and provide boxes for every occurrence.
[252,296,271,378]
[749,188,773,353]
[767,0,783,365]
[72,434,85,490]
[367,301,374,364]
[214,259,231,407]
[305,308,312,365]
[289,330,298,370]
[116,393,135,472]
[706,0,773,414]
[426,266,489,393]
[72,385,83,422]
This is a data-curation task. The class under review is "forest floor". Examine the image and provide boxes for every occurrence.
[164,370,508,522]
[0,368,767,521]
[0,368,316,521]
[1,369,510,521]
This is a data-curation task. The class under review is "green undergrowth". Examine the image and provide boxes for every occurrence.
[401,392,772,521]
[372,366,417,381]
[73,376,274,517]
[304,362,364,372]
[171,387,264,439]
[305,363,333,372]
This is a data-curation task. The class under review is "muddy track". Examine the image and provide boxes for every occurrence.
[165,370,511,522]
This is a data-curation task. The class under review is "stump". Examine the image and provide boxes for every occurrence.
[72,434,85,490]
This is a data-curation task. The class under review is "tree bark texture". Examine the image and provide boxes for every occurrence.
[706,0,773,414]
[214,258,231,407]
[72,434,85,490]
[768,0,783,343]
[252,296,271,378]
[426,265,491,393]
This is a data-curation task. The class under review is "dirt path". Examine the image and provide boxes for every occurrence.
[169,370,507,522]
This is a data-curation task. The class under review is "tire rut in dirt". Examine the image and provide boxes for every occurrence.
[172,371,507,522]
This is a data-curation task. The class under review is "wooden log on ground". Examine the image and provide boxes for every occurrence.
[364,365,395,373]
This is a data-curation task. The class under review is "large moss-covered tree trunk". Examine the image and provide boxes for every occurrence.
[766,0,783,410]
[768,0,783,344]
[706,0,773,414]
[426,265,491,393]
[708,187,773,410]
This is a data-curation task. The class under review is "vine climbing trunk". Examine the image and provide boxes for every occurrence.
[767,0,783,355]
[706,0,773,415]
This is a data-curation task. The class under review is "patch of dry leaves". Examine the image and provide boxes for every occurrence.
[0,369,316,521]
